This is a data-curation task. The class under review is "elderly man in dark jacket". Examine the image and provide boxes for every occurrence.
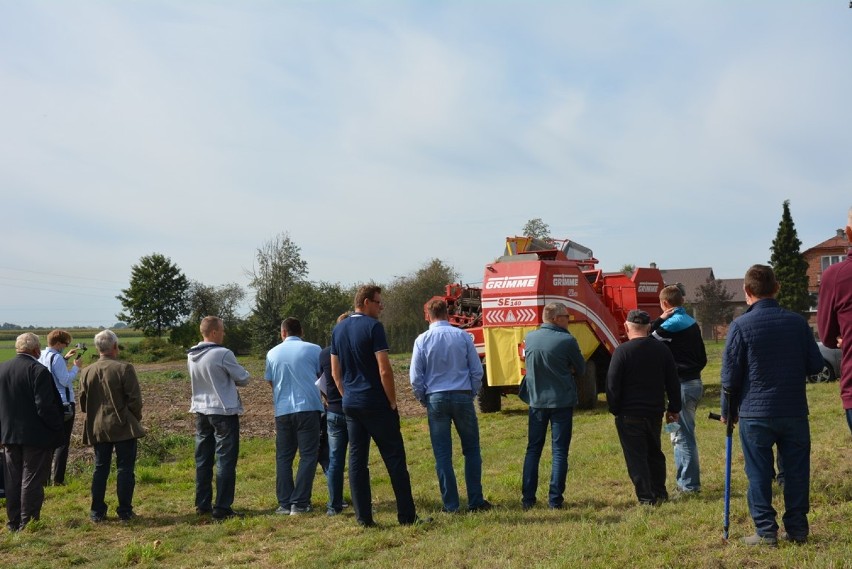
[721,265,823,546]
[607,310,681,506]
[0,332,65,531]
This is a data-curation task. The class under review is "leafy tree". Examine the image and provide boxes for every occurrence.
[116,253,190,337]
[769,200,810,315]
[382,259,459,353]
[621,264,636,276]
[186,281,245,325]
[170,282,248,350]
[522,218,551,240]
[246,232,309,353]
[694,278,734,342]
[279,281,353,347]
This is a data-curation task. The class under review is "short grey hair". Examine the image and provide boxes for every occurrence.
[542,302,568,324]
[94,329,119,353]
[15,332,40,353]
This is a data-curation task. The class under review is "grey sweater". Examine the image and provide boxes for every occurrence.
[187,342,250,415]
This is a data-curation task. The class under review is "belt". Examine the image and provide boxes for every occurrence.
[430,390,472,396]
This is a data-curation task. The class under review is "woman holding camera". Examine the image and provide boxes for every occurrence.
[38,329,83,486]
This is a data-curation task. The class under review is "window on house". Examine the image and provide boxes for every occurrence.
[821,255,843,272]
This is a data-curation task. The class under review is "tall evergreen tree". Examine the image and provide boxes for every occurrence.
[769,200,810,315]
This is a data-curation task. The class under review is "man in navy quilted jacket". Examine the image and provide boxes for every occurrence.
[721,264,823,546]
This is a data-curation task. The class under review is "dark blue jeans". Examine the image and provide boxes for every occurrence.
[326,411,349,512]
[426,391,485,511]
[91,438,137,519]
[344,406,416,525]
[846,409,852,436]
[739,416,810,538]
[614,415,668,505]
[195,413,240,514]
[275,411,321,509]
[522,407,573,508]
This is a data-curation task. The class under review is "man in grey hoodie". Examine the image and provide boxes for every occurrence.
[187,316,251,520]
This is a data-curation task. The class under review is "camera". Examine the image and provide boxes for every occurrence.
[67,343,88,360]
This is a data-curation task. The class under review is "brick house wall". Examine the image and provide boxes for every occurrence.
[803,230,848,333]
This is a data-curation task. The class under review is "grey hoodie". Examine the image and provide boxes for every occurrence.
[187,342,250,415]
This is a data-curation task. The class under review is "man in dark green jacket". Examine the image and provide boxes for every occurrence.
[521,302,585,510]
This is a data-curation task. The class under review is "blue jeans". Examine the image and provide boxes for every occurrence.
[426,391,485,511]
[91,439,137,519]
[326,411,349,512]
[671,379,702,492]
[345,406,416,525]
[195,413,240,514]
[739,417,810,538]
[275,411,321,509]
[522,407,573,508]
[615,415,668,504]
[846,409,852,435]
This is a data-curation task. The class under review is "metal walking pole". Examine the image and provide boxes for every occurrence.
[709,386,735,542]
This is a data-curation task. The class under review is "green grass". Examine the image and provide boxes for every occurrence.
[0,329,147,364]
[2,348,852,568]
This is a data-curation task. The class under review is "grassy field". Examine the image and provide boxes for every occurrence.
[0,329,146,363]
[1,344,851,568]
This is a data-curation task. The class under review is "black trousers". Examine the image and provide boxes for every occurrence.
[344,406,416,525]
[615,415,668,504]
[2,445,53,531]
[51,407,75,485]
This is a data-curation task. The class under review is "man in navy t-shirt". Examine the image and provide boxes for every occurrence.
[330,285,422,527]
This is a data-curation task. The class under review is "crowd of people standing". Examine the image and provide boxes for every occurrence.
[2,207,852,542]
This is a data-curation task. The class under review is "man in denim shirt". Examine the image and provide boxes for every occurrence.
[521,302,586,510]
[410,299,489,513]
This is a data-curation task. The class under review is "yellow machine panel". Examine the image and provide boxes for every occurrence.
[483,322,601,387]
[483,326,536,387]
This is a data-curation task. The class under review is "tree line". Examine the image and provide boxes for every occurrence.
[116,205,813,356]
[115,232,458,355]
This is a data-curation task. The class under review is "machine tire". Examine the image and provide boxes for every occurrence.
[478,369,502,413]
[808,359,836,383]
[576,359,597,410]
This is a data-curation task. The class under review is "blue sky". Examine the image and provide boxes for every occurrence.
[1,1,850,327]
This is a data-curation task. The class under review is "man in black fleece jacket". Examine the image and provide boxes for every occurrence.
[607,310,681,505]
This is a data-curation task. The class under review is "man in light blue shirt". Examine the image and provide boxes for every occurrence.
[265,317,323,516]
[410,299,489,513]
[38,329,83,486]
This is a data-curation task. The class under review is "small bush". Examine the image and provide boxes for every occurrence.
[123,338,186,363]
